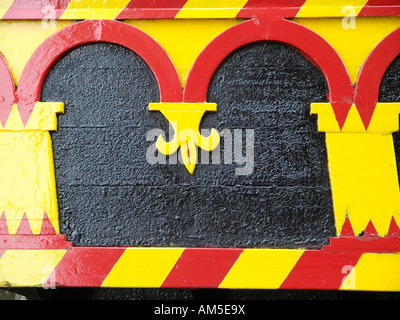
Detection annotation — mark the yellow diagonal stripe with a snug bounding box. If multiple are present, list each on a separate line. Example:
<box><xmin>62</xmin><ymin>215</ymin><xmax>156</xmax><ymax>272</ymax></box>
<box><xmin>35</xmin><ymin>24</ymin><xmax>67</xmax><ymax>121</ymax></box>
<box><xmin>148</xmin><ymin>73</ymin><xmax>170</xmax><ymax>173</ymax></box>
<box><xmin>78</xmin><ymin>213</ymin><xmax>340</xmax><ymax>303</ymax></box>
<box><xmin>297</xmin><ymin>0</ymin><xmax>368</xmax><ymax>17</ymax></box>
<box><xmin>219</xmin><ymin>249</ymin><xmax>304</xmax><ymax>289</ymax></box>
<box><xmin>0</xmin><ymin>0</ymin><xmax>13</xmax><ymax>18</ymax></box>
<box><xmin>60</xmin><ymin>0</ymin><xmax>131</xmax><ymax>20</ymax></box>
<box><xmin>175</xmin><ymin>0</ymin><xmax>248</xmax><ymax>18</ymax></box>
<box><xmin>101</xmin><ymin>248</ymin><xmax>185</xmax><ymax>287</ymax></box>
<box><xmin>0</xmin><ymin>250</ymin><xmax>66</xmax><ymax>287</ymax></box>
<box><xmin>340</xmin><ymin>253</ymin><xmax>400</xmax><ymax>291</ymax></box>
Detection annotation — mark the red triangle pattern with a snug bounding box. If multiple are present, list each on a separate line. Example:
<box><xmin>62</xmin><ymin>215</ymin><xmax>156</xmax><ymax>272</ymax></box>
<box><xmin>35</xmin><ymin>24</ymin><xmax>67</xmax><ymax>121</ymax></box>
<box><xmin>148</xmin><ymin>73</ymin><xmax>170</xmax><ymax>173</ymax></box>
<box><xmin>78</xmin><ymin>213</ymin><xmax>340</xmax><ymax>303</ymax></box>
<box><xmin>40</xmin><ymin>212</ymin><xmax>57</xmax><ymax>235</ymax></box>
<box><xmin>340</xmin><ymin>216</ymin><xmax>400</xmax><ymax>238</ymax></box>
<box><xmin>387</xmin><ymin>217</ymin><xmax>400</xmax><ymax>236</ymax></box>
<box><xmin>340</xmin><ymin>216</ymin><xmax>355</xmax><ymax>237</ymax></box>
<box><xmin>0</xmin><ymin>211</ymin><xmax>9</xmax><ymax>235</ymax></box>
<box><xmin>364</xmin><ymin>220</ymin><xmax>379</xmax><ymax>237</ymax></box>
<box><xmin>15</xmin><ymin>213</ymin><xmax>32</xmax><ymax>235</ymax></box>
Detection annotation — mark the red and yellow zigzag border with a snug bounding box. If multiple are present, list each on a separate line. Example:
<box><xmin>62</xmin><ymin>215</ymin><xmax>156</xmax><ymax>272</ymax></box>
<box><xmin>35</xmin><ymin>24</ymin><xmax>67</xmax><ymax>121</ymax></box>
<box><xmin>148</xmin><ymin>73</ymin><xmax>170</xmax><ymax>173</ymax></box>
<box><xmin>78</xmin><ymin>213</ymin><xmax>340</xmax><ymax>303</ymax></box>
<box><xmin>0</xmin><ymin>0</ymin><xmax>399</xmax><ymax>20</ymax></box>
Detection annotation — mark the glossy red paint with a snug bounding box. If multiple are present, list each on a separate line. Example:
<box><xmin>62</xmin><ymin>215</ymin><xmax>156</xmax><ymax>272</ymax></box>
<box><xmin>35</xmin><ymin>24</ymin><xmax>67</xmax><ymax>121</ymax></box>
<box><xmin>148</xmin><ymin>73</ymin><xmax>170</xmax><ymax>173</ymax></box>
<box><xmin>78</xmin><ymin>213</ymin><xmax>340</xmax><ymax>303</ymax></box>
<box><xmin>388</xmin><ymin>217</ymin><xmax>400</xmax><ymax>236</ymax></box>
<box><xmin>2</xmin><ymin>0</ymin><xmax>70</xmax><ymax>19</ymax></box>
<box><xmin>16</xmin><ymin>19</ymin><xmax>182</xmax><ymax>125</ymax></box>
<box><xmin>236</xmin><ymin>0</ymin><xmax>306</xmax><ymax>18</ymax></box>
<box><xmin>0</xmin><ymin>234</ymin><xmax>72</xmax><ymax>249</ymax></box>
<box><xmin>161</xmin><ymin>248</ymin><xmax>243</xmax><ymax>288</ymax></box>
<box><xmin>184</xmin><ymin>18</ymin><xmax>354</xmax><ymax>128</ymax></box>
<box><xmin>358</xmin><ymin>0</ymin><xmax>400</xmax><ymax>16</ymax></box>
<box><xmin>340</xmin><ymin>216</ymin><xmax>355</xmax><ymax>237</ymax></box>
<box><xmin>280</xmin><ymin>250</ymin><xmax>363</xmax><ymax>290</ymax></box>
<box><xmin>48</xmin><ymin>247</ymin><xmax>125</xmax><ymax>287</ymax></box>
<box><xmin>116</xmin><ymin>0</ymin><xmax>188</xmax><ymax>19</ymax></box>
<box><xmin>355</xmin><ymin>26</ymin><xmax>400</xmax><ymax>128</ymax></box>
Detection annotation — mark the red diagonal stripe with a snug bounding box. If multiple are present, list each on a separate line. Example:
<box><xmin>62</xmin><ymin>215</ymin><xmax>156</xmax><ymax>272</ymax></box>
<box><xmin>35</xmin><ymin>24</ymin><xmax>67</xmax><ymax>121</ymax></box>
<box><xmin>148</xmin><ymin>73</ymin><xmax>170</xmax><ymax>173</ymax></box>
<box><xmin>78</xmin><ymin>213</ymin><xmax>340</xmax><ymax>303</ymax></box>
<box><xmin>48</xmin><ymin>247</ymin><xmax>125</xmax><ymax>287</ymax></box>
<box><xmin>116</xmin><ymin>0</ymin><xmax>188</xmax><ymax>19</ymax></box>
<box><xmin>3</xmin><ymin>0</ymin><xmax>70</xmax><ymax>19</ymax></box>
<box><xmin>161</xmin><ymin>248</ymin><xmax>243</xmax><ymax>288</ymax></box>
<box><xmin>236</xmin><ymin>0</ymin><xmax>306</xmax><ymax>18</ymax></box>
<box><xmin>280</xmin><ymin>251</ymin><xmax>363</xmax><ymax>290</ymax></box>
<box><xmin>358</xmin><ymin>0</ymin><xmax>400</xmax><ymax>16</ymax></box>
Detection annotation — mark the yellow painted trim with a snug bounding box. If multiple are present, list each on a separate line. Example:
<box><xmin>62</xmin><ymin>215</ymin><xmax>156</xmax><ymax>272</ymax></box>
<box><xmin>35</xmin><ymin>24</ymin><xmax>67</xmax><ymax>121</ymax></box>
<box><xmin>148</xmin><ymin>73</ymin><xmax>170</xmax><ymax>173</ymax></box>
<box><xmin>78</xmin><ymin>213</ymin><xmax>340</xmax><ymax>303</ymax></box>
<box><xmin>0</xmin><ymin>250</ymin><xmax>66</xmax><ymax>287</ymax></box>
<box><xmin>311</xmin><ymin>103</ymin><xmax>400</xmax><ymax>133</ymax></box>
<box><xmin>296</xmin><ymin>0</ymin><xmax>368</xmax><ymax>17</ymax></box>
<box><xmin>0</xmin><ymin>102</ymin><xmax>64</xmax><ymax>132</ymax></box>
<box><xmin>101</xmin><ymin>248</ymin><xmax>185</xmax><ymax>287</ymax></box>
<box><xmin>219</xmin><ymin>249</ymin><xmax>304</xmax><ymax>289</ymax></box>
<box><xmin>340</xmin><ymin>253</ymin><xmax>400</xmax><ymax>291</ymax></box>
<box><xmin>60</xmin><ymin>0</ymin><xmax>131</xmax><ymax>20</ymax></box>
<box><xmin>175</xmin><ymin>0</ymin><xmax>248</xmax><ymax>19</ymax></box>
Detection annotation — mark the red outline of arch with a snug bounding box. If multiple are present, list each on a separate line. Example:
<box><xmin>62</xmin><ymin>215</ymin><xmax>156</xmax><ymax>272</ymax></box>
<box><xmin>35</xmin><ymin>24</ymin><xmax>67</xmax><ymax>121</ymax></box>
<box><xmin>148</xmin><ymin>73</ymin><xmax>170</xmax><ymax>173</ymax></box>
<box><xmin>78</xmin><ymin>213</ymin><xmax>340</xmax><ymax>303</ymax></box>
<box><xmin>355</xmin><ymin>26</ymin><xmax>400</xmax><ymax>129</ymax></box>
<box><xmin>184</xmin><ymin>18</ymin><xmax>354</xmax><ymax>129</ymax></box>
<box><xmin>0</xmin><ymin>53</ymin><xmax>16</xmax><ymax>127</ymax></box>
<box><xmin>15</xmin><ymin>19</ymin><xmax>183</xmax><ymax>125</ymax></box>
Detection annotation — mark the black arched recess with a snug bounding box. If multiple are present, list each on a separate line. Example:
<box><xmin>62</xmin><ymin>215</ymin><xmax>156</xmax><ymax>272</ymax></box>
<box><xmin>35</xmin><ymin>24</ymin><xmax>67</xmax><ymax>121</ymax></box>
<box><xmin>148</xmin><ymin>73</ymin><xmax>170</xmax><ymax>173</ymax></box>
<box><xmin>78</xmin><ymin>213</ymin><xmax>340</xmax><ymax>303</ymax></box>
<box><xmin>379</xmin><ymin>53</ymin><xmax>400</xmax><ymax>184</ymax></box>
<box><xmin>41</xmin><ymin>41</ymin><xmax>336</xmax><ymax>248</ymax></box>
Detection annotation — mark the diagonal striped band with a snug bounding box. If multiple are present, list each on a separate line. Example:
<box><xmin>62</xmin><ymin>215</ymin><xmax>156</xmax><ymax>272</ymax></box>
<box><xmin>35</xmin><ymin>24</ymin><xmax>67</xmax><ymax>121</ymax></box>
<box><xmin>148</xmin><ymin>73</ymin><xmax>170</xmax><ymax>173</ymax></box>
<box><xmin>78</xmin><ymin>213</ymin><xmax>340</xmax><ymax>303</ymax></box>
<box><xmin>0</xmin><ymin>0</ymin><xmax>399</xmax><ymax>20</ymax></box>
<box><xmin>0</xmin><ymin>246</ymin><xmax>399</xmax><ymax>291</ymax></box>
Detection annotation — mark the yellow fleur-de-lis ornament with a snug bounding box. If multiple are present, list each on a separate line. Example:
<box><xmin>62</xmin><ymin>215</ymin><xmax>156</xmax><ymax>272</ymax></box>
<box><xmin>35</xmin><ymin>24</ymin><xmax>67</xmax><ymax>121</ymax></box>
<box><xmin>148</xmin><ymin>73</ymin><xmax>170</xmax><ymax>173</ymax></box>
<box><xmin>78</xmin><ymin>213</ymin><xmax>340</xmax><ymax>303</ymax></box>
<box><xmin>149</xmin><ymin>102</ymin><xmax>220</xmax><ymax>174</ymax></box>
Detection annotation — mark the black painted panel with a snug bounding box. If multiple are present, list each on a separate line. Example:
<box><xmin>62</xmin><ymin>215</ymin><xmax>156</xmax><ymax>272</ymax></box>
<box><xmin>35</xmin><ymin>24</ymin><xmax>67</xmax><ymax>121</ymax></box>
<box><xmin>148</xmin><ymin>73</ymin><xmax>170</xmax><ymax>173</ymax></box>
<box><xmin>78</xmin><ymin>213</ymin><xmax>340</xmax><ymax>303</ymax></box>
<box><xmin>379</xmin><ymin>53</ymin><xmax>400</xmax><ymax>184</ymax></box>
<box><xmin>41</xmin><ymin>41</ymin><xmax>335</xmax><ymax>248</ymax></box>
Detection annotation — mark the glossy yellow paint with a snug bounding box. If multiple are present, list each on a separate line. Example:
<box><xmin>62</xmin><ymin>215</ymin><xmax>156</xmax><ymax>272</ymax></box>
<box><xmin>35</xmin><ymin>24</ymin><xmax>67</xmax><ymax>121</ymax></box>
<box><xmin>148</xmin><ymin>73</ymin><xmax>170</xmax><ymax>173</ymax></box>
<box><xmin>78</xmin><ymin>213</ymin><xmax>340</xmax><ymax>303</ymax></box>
<box><xmin>296</xmin><ymin>0</ymin><xmax>368</xmax><ymax>17</ymax></box>
<box><xmin>312</xmin><ymin>103</ymin><xmax>400</xmax><ymax>236</ymax></box>
<box><xmin>0</xmin><ymin>250</ymin><xmax>66</xmax><ymax>287</ymax></box>
<box><xmin>60</xmin><ymin>0</ymin><xmax>131</xmax><ymax>20</ymax></box>
<box><xmin>0</xmin><ymin>103</ymin><xmax>63</xmax><ymax>234</ymax></box>
<box><xmin>149</xmin><ymin>103</ymin><xmax>220</xmax><ymax>174</ymax></box>
<box><xmin>294</xmin><ymin>17</ymin><xmax>400</xmax><ymax>84</ymax></box>
<box><xmin>340</xmin><ymin>253</ymin><xmax>400</xmax><ymax>291</ymax></box>
<box><xmin>175</xmin><ymin>0</ymin><xmax>248</xmax><ymax>18</ymax></box>
<box><xmin>101</xmin><ymin>248</ymin><xmax>184</xmax><ymax>287</ymax></box>
<box><xmin>219</xmin><ymin>249</ymin><xmax>304</xmax><ymax>289</ymax></box>
<box><xmin>125</xmin><ymin>19</ymin><xmax>242</xmax><ymax>87</ymax></box>
<box><xmin>0</xmin><ymin>20</ymin><xmax>75</xmax><ymax>84</ymax></box>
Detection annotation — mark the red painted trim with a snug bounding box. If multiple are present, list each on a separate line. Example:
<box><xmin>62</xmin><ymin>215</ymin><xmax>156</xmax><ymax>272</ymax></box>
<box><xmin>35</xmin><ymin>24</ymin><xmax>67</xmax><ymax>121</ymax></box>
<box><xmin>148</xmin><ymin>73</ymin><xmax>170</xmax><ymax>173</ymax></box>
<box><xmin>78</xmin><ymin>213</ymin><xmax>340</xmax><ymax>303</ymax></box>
<box><xmin>184</xmin><ymin>18</ymin><xmax>353</xmax><ymax>128</ymax></box>
<box><xmin>116</xmin><ymin>0</ymin><xmax>188</xmax><ymax>19</ymax></box>
<box><xmin>0</xmin><ymin>235</ymin><xmax>72</xmax><ymax>249</ymax></box>
<box><xmin>16</xmin><ymin>19</ymin><xmax>182</xmax><ymax>125</ymax></box>
<box><xmin>0</xmin><ymin>53</ymin><xmax>16</xmax><ymax>127</ymax></box>
<box><xmin>358</xmin><ymin>0</ymin><xmax>400</xmax><ymax>16</ymax></box>
<box><xmin>280</xmin><ymin>251</ymin><xmax>363</xmax><ymax>290</ymax></box>
<box><xmin>48</xmin><ymin>247</ymin><xmax>125</xmax><ymax>287</ymax></box>
<box><xmin>236</xmin><ymin>0</ymin><xmax>306</xmax><ymax>18</ymax></box>
<box><xmin>355</xmin><ymin>26</ymin><xmax>400</xmax><ymax>128</ymax></box>
<box><xmin>161</xmin><ymin>248</ymin><xmax>243</xmax><ymax>288</ymax></box>
<box><xmin>2</xmin><ymin>0</ymin><xmax>70</xmax><ymax>19</ymax></box>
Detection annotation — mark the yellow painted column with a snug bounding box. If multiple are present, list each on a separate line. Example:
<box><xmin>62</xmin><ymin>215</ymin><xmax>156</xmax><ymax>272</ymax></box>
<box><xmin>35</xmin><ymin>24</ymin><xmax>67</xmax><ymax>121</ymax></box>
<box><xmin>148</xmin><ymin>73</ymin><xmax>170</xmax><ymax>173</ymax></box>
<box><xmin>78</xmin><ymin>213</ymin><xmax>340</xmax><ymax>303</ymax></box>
<box><xmin>0</xmin><ymin>103</ymin><xmax>64</xmax><ymax>234</ymax></box>
<box><xmin>311</xmin><ymin>103</ymin><xmax>400</xmax><ymax>236</ymax></box>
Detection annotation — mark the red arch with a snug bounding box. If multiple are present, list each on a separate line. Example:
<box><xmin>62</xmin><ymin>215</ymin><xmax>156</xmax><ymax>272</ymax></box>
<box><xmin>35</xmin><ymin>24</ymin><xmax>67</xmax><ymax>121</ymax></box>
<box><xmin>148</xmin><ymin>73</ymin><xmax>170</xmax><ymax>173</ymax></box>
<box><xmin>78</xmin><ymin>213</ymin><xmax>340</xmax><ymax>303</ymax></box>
<box><xmin>184</xmin><ymin>18</ymin><xmax>353</xmax><ymax>128</ymax></box>
<box><xmin>355</xmin><ymin>26</ymin><xmax>400</xmax><ymax>129</ymax></box>
<box><xmin>0</xmin><ymin>53</ymin><xmax>16</xmax><ymax>127</ymax></box>
<box><xmin>16</xmin><ymin>19</ymin><xmax>183</xmax><ymax>125</ymax></box>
